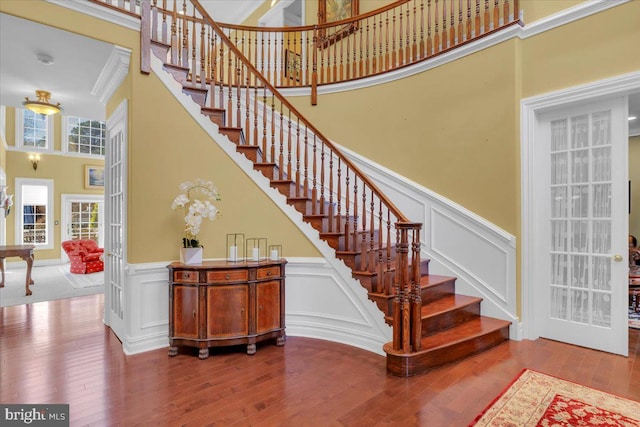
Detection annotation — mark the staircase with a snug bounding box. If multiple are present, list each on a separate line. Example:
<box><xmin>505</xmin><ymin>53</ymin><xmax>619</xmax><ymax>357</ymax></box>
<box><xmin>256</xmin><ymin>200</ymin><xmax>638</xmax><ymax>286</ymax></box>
<box><xmin>139</xmin><ymin>0</ymin><xmax>510</xmax><ymax>376</ymax></box>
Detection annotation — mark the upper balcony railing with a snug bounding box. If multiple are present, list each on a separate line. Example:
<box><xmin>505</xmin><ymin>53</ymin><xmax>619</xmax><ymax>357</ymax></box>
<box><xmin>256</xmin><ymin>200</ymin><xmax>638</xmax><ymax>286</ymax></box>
<box><xmin>93</xmin><ymin>0</ymin><xmax>521</xmax><ymax>104</ymax></box>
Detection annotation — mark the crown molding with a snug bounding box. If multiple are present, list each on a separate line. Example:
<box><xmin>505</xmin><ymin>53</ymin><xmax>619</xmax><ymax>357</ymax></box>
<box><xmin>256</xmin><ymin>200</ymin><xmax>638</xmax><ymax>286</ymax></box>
<box><xmin>46</xmin><ymin>0</ymin><xmax>140</xmax><ymax>30</ymax></box>
<box><xmin>91</xmin><ymin>46</ymin><xmax>131</xmax><ymax>104</ymax></box>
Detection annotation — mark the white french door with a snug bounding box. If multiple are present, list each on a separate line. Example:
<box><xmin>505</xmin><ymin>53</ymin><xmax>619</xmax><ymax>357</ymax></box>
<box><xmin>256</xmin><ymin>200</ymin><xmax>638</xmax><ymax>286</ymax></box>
<box><xmin>61</xmin><ymin>195</ymin><xmax>104</xmax><ymax>262</ymax></box>
<box><xmin>104</xmin><ymin>100</ymin><xmax>127</xmax><ymax>341</ymax></box>
<box><xmin>534</xmin><ymin>96</ymin><xmax>628</xmax><ymax>355</ymax></box>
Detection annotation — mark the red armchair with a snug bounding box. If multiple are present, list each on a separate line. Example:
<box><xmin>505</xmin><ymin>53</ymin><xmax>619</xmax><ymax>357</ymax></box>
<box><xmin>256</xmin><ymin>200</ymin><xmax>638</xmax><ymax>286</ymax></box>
<box><xmin>62</xmin><ymin>239</ymin><xmax>104</xmax><ymax>274</ymax></box>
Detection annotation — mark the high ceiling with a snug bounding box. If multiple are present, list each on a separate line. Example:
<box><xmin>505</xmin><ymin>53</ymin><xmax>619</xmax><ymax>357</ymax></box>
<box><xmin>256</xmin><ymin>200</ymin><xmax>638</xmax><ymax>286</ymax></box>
<box><xmin>0</xmin><ymin>5</ymin><xmax>638</xmax><ymax>134</ymax></box>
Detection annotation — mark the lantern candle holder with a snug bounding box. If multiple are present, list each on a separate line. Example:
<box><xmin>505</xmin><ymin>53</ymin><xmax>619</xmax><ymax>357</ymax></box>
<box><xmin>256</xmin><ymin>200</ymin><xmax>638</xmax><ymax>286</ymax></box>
<box><xmin>246</xmin><ymin>238</ymin><xmax>267</xmax><ymax>262</ymax></box>
<box><xmin>268</xmin><ymin>244</ymin><xmax>282</xmax><ymax>261</ymax></box>
<box><xmin>226</xmin><ymin>233</ymin><xmax>245</xmax><ymax>262</ymax></box>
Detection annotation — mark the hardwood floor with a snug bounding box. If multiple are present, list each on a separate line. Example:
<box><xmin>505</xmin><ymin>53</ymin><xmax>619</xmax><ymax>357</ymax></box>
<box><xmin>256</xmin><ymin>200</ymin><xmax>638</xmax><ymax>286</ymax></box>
<box><xmin>1</xmin><ymin>294</ymin><xmax>639</xmax><ymax>426</ymax></box>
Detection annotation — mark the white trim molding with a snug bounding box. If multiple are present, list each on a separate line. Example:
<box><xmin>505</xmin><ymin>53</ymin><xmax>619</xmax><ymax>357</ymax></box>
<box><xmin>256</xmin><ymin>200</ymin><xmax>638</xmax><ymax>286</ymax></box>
<box><xmin>91</xmin><ymin>46</ymin><xmax>131</xmax><ymax>104</ymax></box>
<box><xmin>122</xmin><ymin>258</ymin><xmax>391</xmax><ymax>356</ymax></box>
<box><xmin>46</xmin><ymin>0</ymin><xmax>140</xmax><ymax>30</ymax></box>
<box><xmin>520</xmin><ymin>70</ymin><xmax>640</xmax><ymax>340</ymax></box>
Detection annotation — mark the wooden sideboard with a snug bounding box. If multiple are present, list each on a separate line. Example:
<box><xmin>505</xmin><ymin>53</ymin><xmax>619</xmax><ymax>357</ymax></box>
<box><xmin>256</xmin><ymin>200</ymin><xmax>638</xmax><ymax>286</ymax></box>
<box><xmin>167</xmin><ymin>260</ymin><xmax>286</xmax><ymax>359</ymax></box>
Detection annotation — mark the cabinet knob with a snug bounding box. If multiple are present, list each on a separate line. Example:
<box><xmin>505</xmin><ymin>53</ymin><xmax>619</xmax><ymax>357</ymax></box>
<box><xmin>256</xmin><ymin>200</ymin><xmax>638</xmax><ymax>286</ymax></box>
<box><xmin>192</xmin><ymin>310</ymin><xmax>196</xmax><ymax>318</ymax></box>
<box><xmin>225</xmin><ymin>274</ymin><xmax>230</xmax><ymax>280</ymax></box>
<box><xmin>267</xmin><ymin>271</ymin><xmax>272</xmax><ymax>276</ymax></box>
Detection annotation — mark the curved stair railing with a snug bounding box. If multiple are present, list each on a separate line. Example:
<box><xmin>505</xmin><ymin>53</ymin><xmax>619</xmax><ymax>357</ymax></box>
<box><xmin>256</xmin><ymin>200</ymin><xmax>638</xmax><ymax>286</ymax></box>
<box><xmin>142</xmin><ymin>0</ymin><xmax>424</xmax><ymax>357</ymax></box>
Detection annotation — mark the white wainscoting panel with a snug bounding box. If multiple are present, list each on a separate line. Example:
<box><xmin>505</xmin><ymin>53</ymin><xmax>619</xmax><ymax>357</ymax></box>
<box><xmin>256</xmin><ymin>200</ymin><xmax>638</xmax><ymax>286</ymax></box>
<box><xmin>122</xmin><ymin>262</ymin><xmax>170</xmax><ymax>355</ymax></box>
<box><xmin>341</xmin><ymin>145</ymin><xmax>521</xmax><ymax>339</ymax></box>
<box><xmin>121</xmin><ymin>258</ymin><xmax>391</xmax><ymax>356</ymax></box>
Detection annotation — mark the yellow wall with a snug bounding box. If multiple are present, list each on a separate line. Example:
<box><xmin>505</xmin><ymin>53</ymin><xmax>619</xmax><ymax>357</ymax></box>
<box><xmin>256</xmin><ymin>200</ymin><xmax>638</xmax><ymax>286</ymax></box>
<box><xmin>0</xmin><ymin>0</ymin><xmax>320</xmax><ymax>264</ymax></box>
<box><xmin>631</xmin><ymin>135</ymin><xmax>640</xmax><ymax>240</ymax></box>
<box><xmin>520</xmin><ymin>0</ymin><xmax>584</xmax><ymax>24</ymax></box>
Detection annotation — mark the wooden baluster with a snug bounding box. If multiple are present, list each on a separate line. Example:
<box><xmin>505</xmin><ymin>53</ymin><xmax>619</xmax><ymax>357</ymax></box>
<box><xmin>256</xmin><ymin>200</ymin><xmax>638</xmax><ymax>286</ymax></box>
<box><xmin>385</xmin><ymin>12</ymin><xmax>390</xmax><ymax>69</ymax></box>
<box><xmin>336</xmin><ymin>158</ymin><xmax>342</xmax><ymax>235</ymax></box>
<box><xmin>312</xmin><ymin>134</ymin><xmax>318</xmax><ymax>215</ymax></box>
<box><xmin>401</xmin><ymin>226</ymin><xmax>411</xmax><ymax>352</ymax></box>
<box><xmin>226</xmin><ymin>54</ymin><xmax>233</xmax><ymax>127</ymax></box>
<box><xmin>385</xmin><ymin>211</ymin><xmax>392</xmax><ymax>295</ymax></box>
<box><xmin>287</xmin><ymin>111</ymin><xmax>300</xmax><ymax>197</ymax></box>
<box><xmin>252</xmin><ymin>84</ymin><xmax>258</xmax><ymax>147</ymax></box>
<box><xmin>339</xmin><ymin>30</ymin><xmax>345</xmax><ymax>81</ymax></box>
<box><xmin>345</xmin><ymin>28</ymin><xmax>351</xmax><ymax>80</ymax></box>
<box><xmin>208</xmin><ymin>31</ymin><xmax>215</xmax><ymax>107</ymax></box>
<box><xmin>218</xmin><ymin>35</ymin><xmax>224</xmax><ymax>109</ymax></box>
<box><xmin>161</xmin><ymin>0</ymin><xmax>168</xmax><ymax>44</ymax></box>
<box><xmin>379</xmin><ymin>13</ymin><xmax>384</xmax><ymax>70</ymax></box>
<box><xmin>434</xmin><ymin>0</ymin><xmax>440</xmax><ymax>54</ymax></box>
<box><xmin>405</xmin><ymin>4</ymin><xmax>411</xmax><ymax>62</ymax></box>
<box><xmin>419</xmin><ymin>0</ymin><xmax>425</xmax><ymax>58</ymax></box>
<box><xmin>368</xmin><ymin>191</ymin><xmax>375</xmax><ymax>274</ymax></box>
<box><xmin>170</xmin><ymin>0</ymin><xmax>177</xmax><ymax>65</ymax></box>
<box><xmin>261</xmin><ymin>89</ymin><xmax>267</xmax><ymax>157</ymax></box>
<box><xmin>320</xmin><ymin>33</ymin><xmax>325</xmax><ymax>84</ymax></box>
<box><xmin>311</xmin><ymin>27</ymin><xmax>318</xmax><ymax>105</ymax></box>
<box><xmin>344</xmin><ymin>167</ymin><xmax>350</xmax><ymax>251</ymax></box>
<box><xmin>377</xmin><ymin>200</ymin><xmax>384</xmax><ymax>293</ymax></box>
<box><xmin>412</xmin><ymin>0</ymin><xmax>418</xmax><ymax>61</ymax></box>
<box><xmin>190</xmin><ymin>9</ymin><xmax>196</xmax><ymax>84</ymax></box>
<box><xmin>151</xmin><ymin>0</ymin><xmax>158</xmax><ymax>41</ymax></box>
<box><xmin>391</xmin><ymin>13</ymin><xmax>397</xmax><ymax>67</ymax></box>
<box><xmin>278</xmin><ymin>108</ymin><xmax>285</xmax><ymax>181</ymax></box>
<box><xmin>328</xmin><ymin>152</ymin><xmax>334</xmax><ymax>233</ymax></box>
<box><xmin>504</xmin><ymin>0</ymin><xmax>510</xmax><ymax>22</ymax></box>
<box><xmin>442</xmin><ymin>0</ymin><xmax>447</xmax><ymax>50</ymax></box>
<box><xmin>200</xmin><ymin>20</ymin><xmax>206</xmax><ymax>89</ymax></box>
<box><xmin>514</xmin><ymin>0</ymin><xmax>519</xmax><ymax>22</ymax></box>
<box><xmin>372</xmin><ymin>18</ymin><xmax>377</xmax><ymax>74</ymax></box>
<box><xmin>266</xmin><ymin>32</ymin><xmax>272</xmax><ymax>86</ymax></box>
<box><xmin>181</xmin><ymin>0</ymin><xmax>188</xmax><ymax>69</ymax></box>
<box><xmin>494</xmin><ymin>0</ymin><xmax>500</xmax><ymax>28</ymax></box>
<box><xmin>352</xmin><ymin>176</ymin><xmax>359</xmax><ymax>252</ymax></box>
<box><xmin>360</xmin><ymin>186</ymin><xmax>367</xmax><ymax>271</ymax></box>
<box><xmin>398</xmin><ymin>6</ymin><xmax>403</xmax><ymax>64</ymax></box>
<box><xmin>332</xmin><ymin>32</ymin><xmax>338</xmax><ymax>82</ymax></box>
<box><xmin>365</xmin><ymin>19</ymin><xmax>370</xmax><ymax>76</ymax></box>
<box><xmin>271</xmin><ymin>99</ymin><xmax>276</xmax><ymax>173</ymax></box>
<box><xmin>484</xmin><ymin>0</ymin><xmax>490</xmax><ymax>33</ymax></box>
<box><xmin>282</xmin><ymin>33</ymin><xmax>287</xmax><ymax>87</ymax></box>
<box><xmin>235</xmin><ymin>61</ymin><xmax>241</xmax><ymax>128</ymax></box>
<box><xmin>466</xmin><ymin>0</ymin><xmax>472</xmax><ymax>40</ymax></box>
<box><xmin>427</xmin><ymin>0</ymin><xmax>432</xmax><ymax>56</ymax></box>
<box><xmin>244</xmin><ymin>73</ymin><xmax>250</xmax><ymax>145</ymax></box>
<box><xmin>319</xmin><ymin>141</ymin><xmax>325</xmax><ymax>215</ymax></box>
<box><xmin>358</xmin><ymin>24</ymin><xmax>364</xmax><ymax>78</ymax></box>
<box><xmin>302</xmin><ymin>125</ymin><xmax>309</xmax><ymax>200</ymax></box>
<box><xmin>457</xmin><ymin>0</ymin><xmax>463</xmax><ymax>43</ymax></box>
<box><xmin>475</xmin><ymin>0</ymin><xmax>481</xmax><ymax>36</ymax></box>
<box><xmin>450</xmin><ymin>0</ymin><xmax>456</xmax><ymax>48</ymax></box>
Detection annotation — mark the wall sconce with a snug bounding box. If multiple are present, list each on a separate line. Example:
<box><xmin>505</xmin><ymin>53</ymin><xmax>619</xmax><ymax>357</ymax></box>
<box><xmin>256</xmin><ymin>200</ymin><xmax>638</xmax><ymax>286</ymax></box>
<box><xmin>29</xmin><ymin>153</ymin><xmax>40</xmax><ymax>171</ymax></box>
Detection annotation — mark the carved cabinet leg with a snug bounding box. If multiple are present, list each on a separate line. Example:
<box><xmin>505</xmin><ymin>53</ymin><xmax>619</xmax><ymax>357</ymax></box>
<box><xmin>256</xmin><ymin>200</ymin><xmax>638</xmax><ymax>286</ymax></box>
<box><xmin>198</xmin><ymin>348</ymin><xmax>209</xmax><ymax>359</ymax></box>
<box><xmin>168</xmin><ymin>346</ymin><xmax>178</xmax><ymax>357</ymax></box>
<box><xmin>276</xmin><ymin>336</ymin><xmax>286</xmax><ymax>346</ymax></box>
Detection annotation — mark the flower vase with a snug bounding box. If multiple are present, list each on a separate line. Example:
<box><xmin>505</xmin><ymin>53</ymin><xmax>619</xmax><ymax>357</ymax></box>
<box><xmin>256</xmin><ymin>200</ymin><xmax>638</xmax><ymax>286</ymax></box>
<box><xmin>180</xmin><ymin>247</ymin><xmax>203</xmax><ymax>265</ymax></box>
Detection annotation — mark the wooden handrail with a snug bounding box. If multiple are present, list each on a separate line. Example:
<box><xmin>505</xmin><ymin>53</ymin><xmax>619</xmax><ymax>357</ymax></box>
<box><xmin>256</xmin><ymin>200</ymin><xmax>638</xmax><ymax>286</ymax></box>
<box><xmin>188</xmin><ymin>0</ymin><xmax>409</xmax><ymax>224</ymax></box>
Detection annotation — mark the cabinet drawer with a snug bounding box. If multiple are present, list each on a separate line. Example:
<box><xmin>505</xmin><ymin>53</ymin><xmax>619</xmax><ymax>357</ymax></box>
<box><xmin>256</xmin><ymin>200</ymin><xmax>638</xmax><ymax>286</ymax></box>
<box><xmin>257</xmin><ymin>266</ymin><xmax>280</xmax><ymax>279</ymax></box>
<box><xmin>173</xmin><ymin>270</ymin><xmax>199</xmax><ymax>283</ymax></box>
<box><xmin>207</xmin><ymin>269</ymin><xmax>249</xmax><ymax>282</ymax></box>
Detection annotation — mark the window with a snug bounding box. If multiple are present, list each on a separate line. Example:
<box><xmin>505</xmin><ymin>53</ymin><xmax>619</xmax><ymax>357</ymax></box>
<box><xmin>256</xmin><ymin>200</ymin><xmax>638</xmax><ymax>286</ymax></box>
<box><xmin>15</xmin><ymin>109</ymin><xmax>54</xmax><ymax>150</ymax></box>
<box><xmin>15</xmin><ymin>179</ymin><xmax>54</xmax><ymax>249</ymax></box>
<box><xmin>65</xmin><ymin>117</ymin><xmax>106</xmax><ymax>156</ymax></box>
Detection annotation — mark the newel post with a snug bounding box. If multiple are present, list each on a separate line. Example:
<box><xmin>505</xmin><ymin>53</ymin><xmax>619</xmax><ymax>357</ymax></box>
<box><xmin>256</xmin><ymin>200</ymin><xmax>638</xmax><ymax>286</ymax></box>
<box><xmin>410</xmin><ymin>223</ymin><xmax>422</xmax><ymax>352</ymax></box>
<box><xmin>311</xmin><ymin>26</ymin><xmax>319</xmax><ymax>106</ymax></box>
<box><xmin>140</xmin><ymin>0</ymin><xmax>151</xmax><ymax>75</ymax></box>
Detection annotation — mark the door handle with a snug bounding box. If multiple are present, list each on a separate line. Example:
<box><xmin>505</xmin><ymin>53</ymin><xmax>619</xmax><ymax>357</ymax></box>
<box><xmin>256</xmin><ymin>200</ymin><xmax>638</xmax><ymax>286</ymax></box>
<box><xmin>613</xmin><ymin>254</ymin><xmax>623</xmax><ymax>262</ymax></box>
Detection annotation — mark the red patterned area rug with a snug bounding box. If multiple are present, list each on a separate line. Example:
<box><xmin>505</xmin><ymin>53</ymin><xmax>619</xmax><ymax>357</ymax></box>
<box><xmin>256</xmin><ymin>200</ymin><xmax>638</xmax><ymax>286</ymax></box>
<box><xmin>470</xmin><ymin>369</ymin><xmax>640</xmax><ymax>426</ymax></box>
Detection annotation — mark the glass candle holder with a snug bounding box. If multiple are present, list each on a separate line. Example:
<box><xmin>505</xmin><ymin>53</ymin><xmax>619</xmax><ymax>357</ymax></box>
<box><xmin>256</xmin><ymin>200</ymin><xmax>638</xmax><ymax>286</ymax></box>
<box><xmin>246</xmin><ymin>238</ymin><xmax>267</xmax><ymax>262</ymax></box>
<box><xmin>268</xmin><ymin>244</ymin><xmax>282</xmax><ymax>261</ymax></box>
<box><xmin>226</xmin><ymin>233</ymin><xmax>245</xmax><ymax>262</ymax></box>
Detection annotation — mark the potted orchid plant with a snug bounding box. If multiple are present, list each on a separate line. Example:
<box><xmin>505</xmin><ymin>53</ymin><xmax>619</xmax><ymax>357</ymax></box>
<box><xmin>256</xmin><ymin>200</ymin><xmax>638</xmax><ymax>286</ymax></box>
<box><xmin>172</xmin><ymin>179</ymin><xmax>221</xmax><ymax>264</ymax></box>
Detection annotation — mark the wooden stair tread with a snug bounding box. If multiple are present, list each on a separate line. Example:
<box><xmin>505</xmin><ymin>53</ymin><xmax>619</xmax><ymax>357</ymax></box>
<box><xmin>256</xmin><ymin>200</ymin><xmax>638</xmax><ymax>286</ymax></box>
<box><xmin>420</xmin><ymin>274</ymin><xmax>456</xmax><ymax>288</ymax></box>
<box><xmin>418</xmin><ymin>317</ymin><xmax>510</xmax><ymax>352</ymax></box>
<box><xmin>421</xmin><ymin>294</ymin><xmax>481</xmax><ymax>316</ymax></box>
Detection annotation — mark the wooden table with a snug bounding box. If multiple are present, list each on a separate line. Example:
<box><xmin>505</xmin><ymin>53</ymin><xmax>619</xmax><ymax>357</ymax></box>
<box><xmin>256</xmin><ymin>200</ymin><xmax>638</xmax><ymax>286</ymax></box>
<box><xmin>0</xmin><ymin>245</ymin><xmax>35</xmax><ymax>296</ymax></box>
